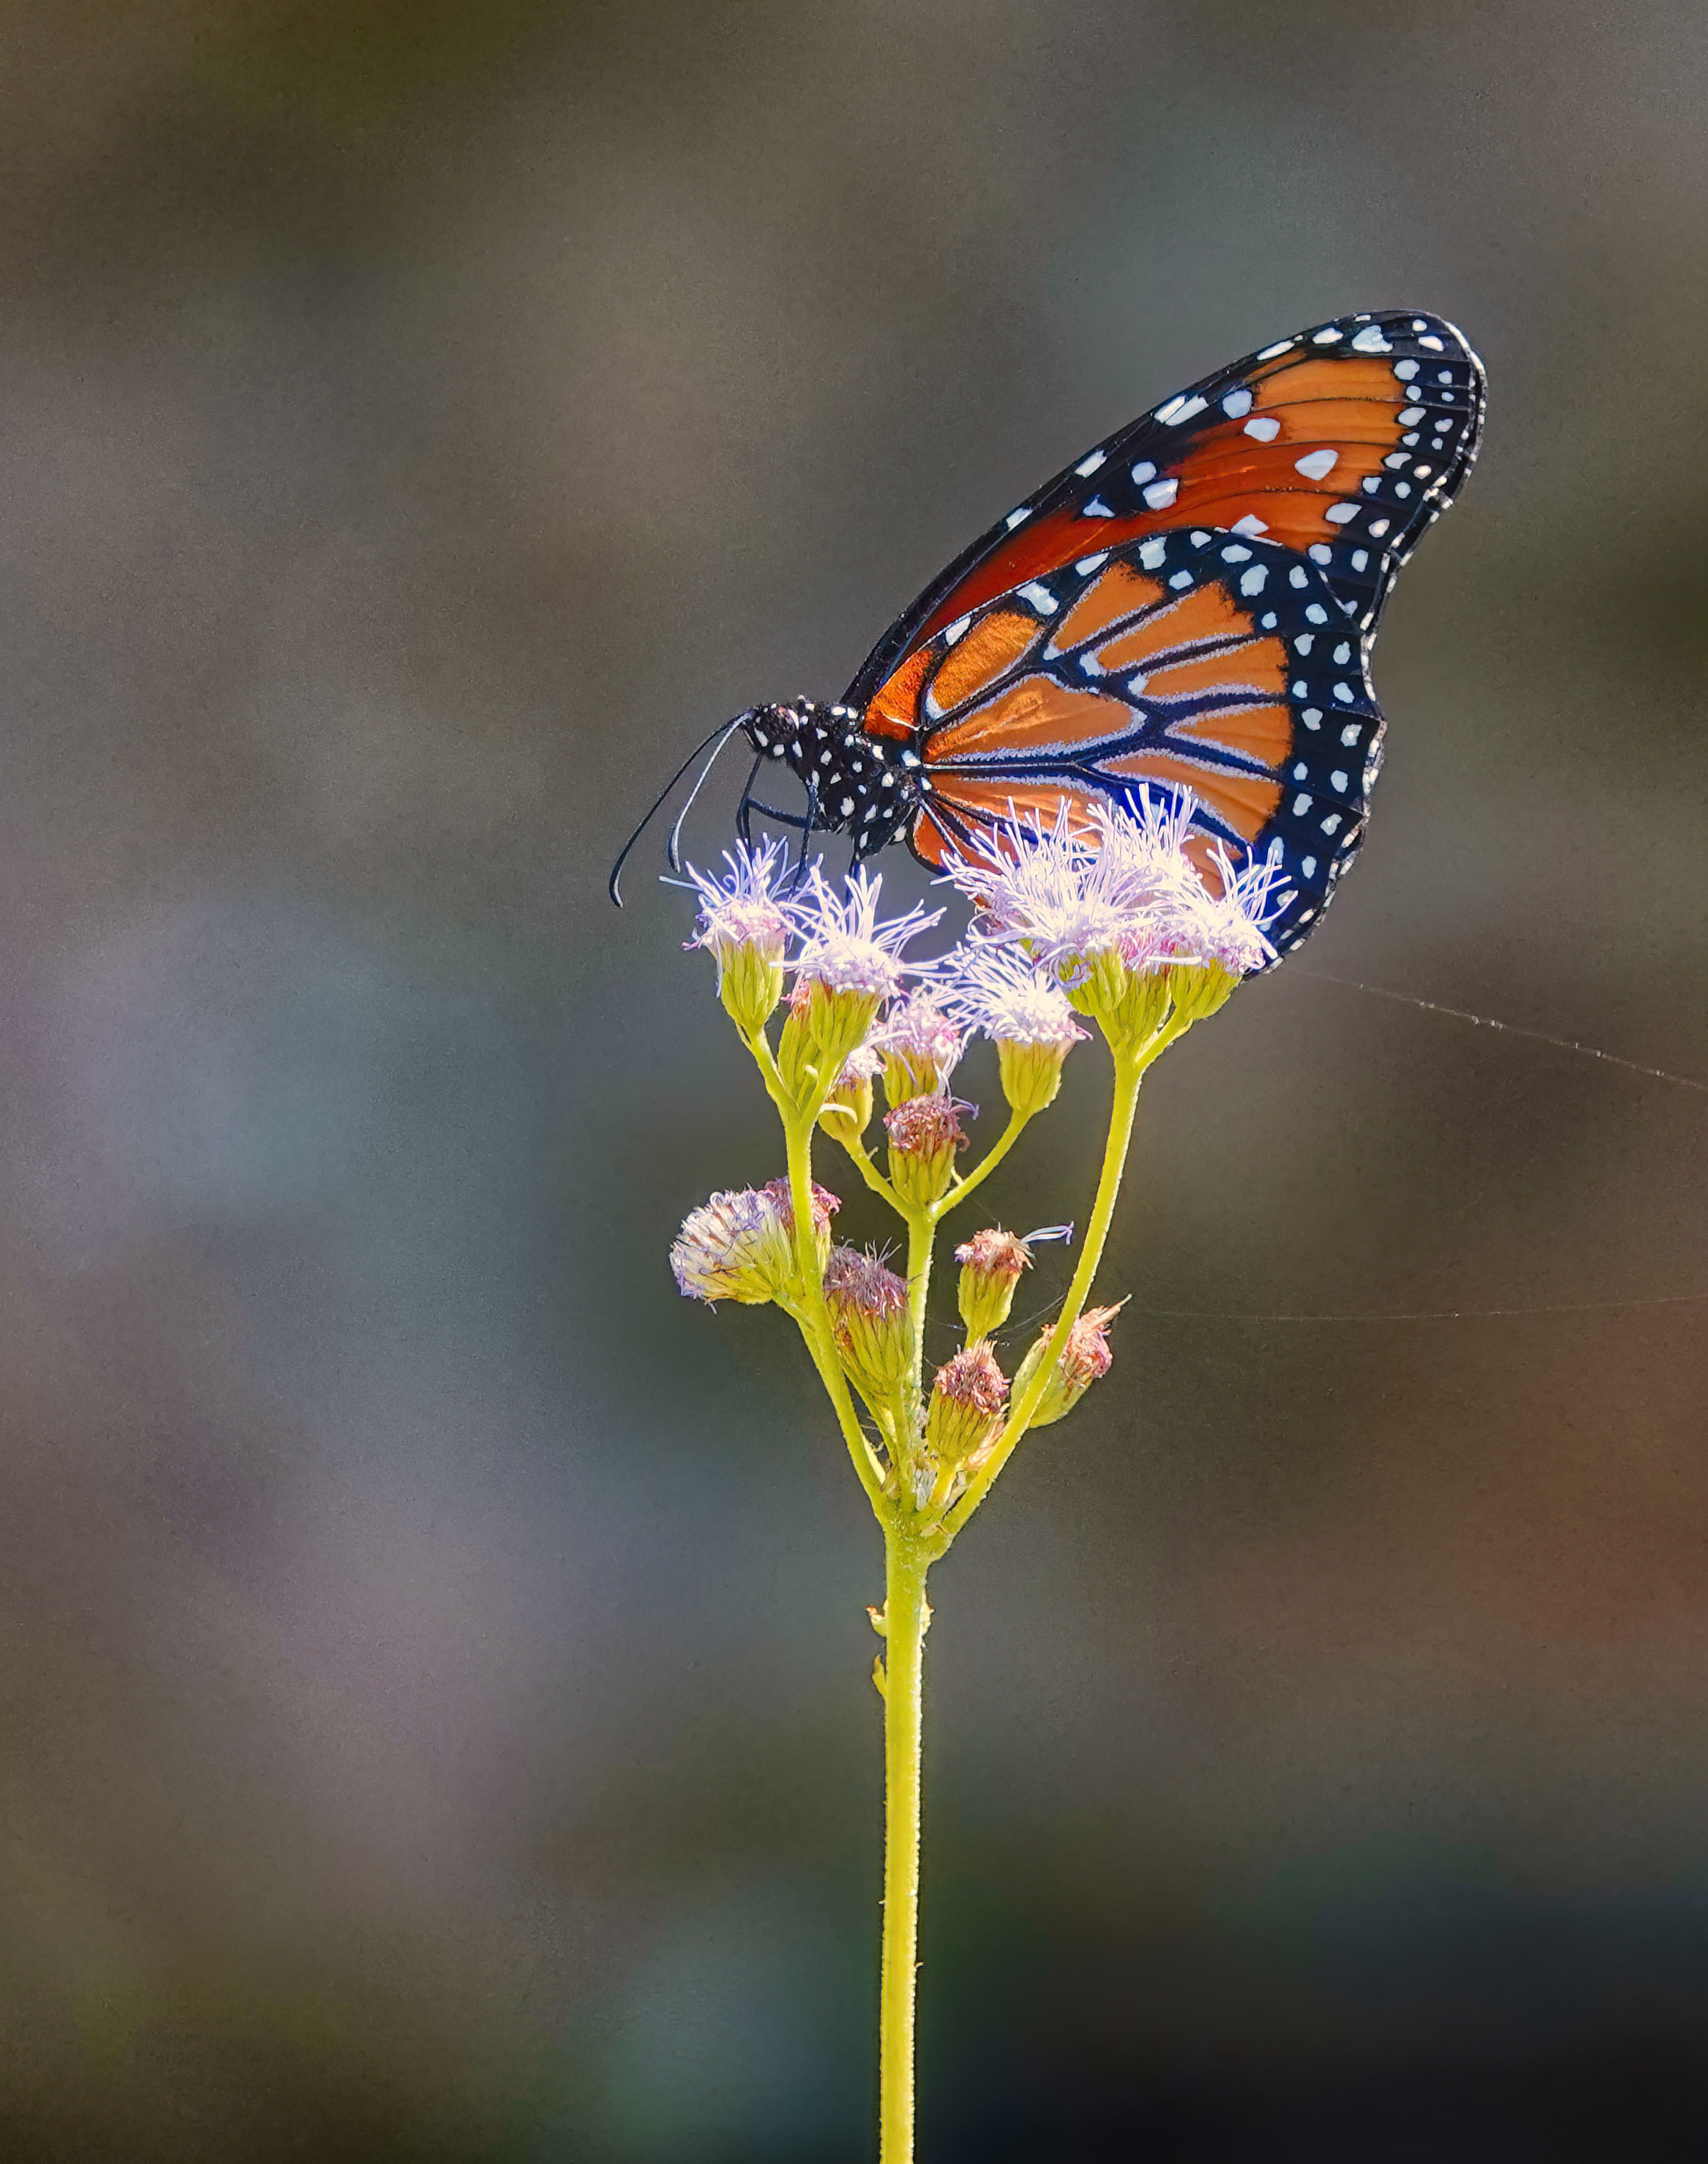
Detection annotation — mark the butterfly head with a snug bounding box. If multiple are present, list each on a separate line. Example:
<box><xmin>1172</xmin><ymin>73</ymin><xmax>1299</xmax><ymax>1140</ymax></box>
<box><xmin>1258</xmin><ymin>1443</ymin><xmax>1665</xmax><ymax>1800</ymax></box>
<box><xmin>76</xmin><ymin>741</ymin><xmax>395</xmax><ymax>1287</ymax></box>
<box><xmin>739</xmin><ymin>700</ymin><xmax>920</xmax><ymax>860</ymax></box>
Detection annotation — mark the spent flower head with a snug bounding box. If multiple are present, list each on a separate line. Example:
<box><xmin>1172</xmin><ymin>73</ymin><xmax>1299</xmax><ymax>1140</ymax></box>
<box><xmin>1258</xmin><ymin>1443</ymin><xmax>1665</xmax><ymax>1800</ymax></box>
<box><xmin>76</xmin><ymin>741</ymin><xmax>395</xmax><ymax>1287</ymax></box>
<box><xmin>1015</xmin><ymin>1301</ymin><xmax>1125</xmax><ymax>1427</ymax></box>
<box><xmin>925</xmin><ymin>1343</ymin><xmax>1009</xmax><ymax>1482</ymax></box>
<box><xmin>671</xmin><ymin>1177</ymin><xmax>840</xmax><ymax>1308</ymax></box>
<box><xmin>884</xmin><ymin>1090</ymin><xmax>972</xmax><ymax>1209</ymax></box>
<box><xmin>954</xmin><ymin>1226</ymin><xmax>1032</xmax><ymax>1340</ymax></box>
<box><xmin>823</xmin><ymin>1243</ymin><xmax>913</xmax><ymax>1405</ymax></box>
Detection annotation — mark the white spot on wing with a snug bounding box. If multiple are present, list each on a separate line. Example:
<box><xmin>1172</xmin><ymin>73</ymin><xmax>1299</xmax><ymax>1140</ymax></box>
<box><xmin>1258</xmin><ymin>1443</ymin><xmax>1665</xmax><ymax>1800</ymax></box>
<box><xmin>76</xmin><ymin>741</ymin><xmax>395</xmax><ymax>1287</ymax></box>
<box><xmin>1073</xmin><ymin>449</ymin><xmax>1107</xmax><ymax>477</ymax></box>
<box><xmin>1257</xmin><ymin>339</ymin><xmax>1295</xmax><ymax>359</ymax></box>
<box><xmin>1312</xmin><ymin>325</ymin><xmax>1345</xmax><ymax>343</ymax></box>
<box><xmin>1005</xmin><ymin>507</ymin><xmax>1030</xmax><ymax>529</ymax></box>
<box><xmin>1392</xmin><ymin>359</ymin><xmax>1419</xmax><ymax>381</ymax></box>
<box><xmin>1018</xmin><ymin>582</ymin><xmax>1058</xmax><ymax>614</ymax></box>
<box><xmin>1074</xmin><ymin>553</ymin><xmax>1108</xmax><ymax>574</ymax></box>
<box><xmin>1222</xmin><ymin>388</ymin><xmax>1253</xmax><ymax>417</ymax></box>
<box><xmin>944</xmin><ymin>615</ymin><xmax>971</xmax><ymax>643</ymax></box>
<box><xmin>1350</xmin><ymin>324</ymin><xmax>1391</xmax><ymax>353</ymax></box>
<box><xmin>1130</xmin><ymin>460</ymin><xmax>1156</xmax><ymax>483</ymax></box>
<box><xmin>1239</xmin><ymin>565</ymin><xmax>1268</xmax><ymax>596</ymax></box>
<box><xmin>1294</xmin><ymin>448</ymin><xmax>1339</xmax><ymax>481</ymax></box>
<box><xmin>1230</xmin><ymin>512</ymin><xmax>1268</xmax><ymax>535</ymax></box>
<box><xmin>1138</xmin><ymin>538</ymin><xmax>1167</xmax><ymax>569</ymax></box>
<box><xmin>1141</xmin><ymin>478</ymin><xmax>1178</xmax><ymax>509</ymax></box>
<box><xmin>1156</xmin><ymin>393</ymin><xmax>1208</xmax><ymax>425</ymax></box>
<box><xmin>1324</xmin><ymin>504</ymin><xmax>1359</xmax><ymax>524</ymax></box>
<box><xmin>1082</xmin><ymin>497</ymin><xmax>1114</xmax><ymax>518</ymax></box>
<box><xmin>1243</xmin><ymin>416</ymin><xmax>1281</xmax><ymax>442</ymax></box>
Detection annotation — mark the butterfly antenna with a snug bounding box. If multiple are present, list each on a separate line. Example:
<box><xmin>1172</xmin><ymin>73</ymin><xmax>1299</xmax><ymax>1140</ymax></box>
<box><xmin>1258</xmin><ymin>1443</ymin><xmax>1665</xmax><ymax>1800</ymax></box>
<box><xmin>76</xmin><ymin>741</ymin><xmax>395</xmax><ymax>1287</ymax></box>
<box><xmin>665</xmin><ymin>719</ymin><xmax>746</xmax><ymax>875</ymax></box>
<box><xmin>609</xmin><ymin>714</ymin><xmax>748</xmax><ymax>906</ymax></box>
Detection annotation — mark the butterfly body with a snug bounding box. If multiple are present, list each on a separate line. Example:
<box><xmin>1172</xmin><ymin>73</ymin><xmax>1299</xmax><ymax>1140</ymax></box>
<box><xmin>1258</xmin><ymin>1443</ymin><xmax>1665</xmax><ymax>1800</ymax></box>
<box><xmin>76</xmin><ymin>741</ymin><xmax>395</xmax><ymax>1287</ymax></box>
<box><xmin>620</xmin><ymin>309</ymin><xmax>1485</xmax><ymax>954</ymax></box>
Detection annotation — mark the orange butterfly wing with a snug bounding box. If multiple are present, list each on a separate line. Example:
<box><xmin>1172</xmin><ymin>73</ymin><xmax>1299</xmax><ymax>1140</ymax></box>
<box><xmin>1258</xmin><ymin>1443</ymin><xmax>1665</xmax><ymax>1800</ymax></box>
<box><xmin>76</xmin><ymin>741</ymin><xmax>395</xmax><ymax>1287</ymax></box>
<box><xmin>889</xmin><ymin>529</ymin><xmax>1383</xmax><ymax>959</ymax></box>
<box><xmin>844</xmin><ymin>309</ymin><xmax>1484</xmax><ymax>717</ymax></box>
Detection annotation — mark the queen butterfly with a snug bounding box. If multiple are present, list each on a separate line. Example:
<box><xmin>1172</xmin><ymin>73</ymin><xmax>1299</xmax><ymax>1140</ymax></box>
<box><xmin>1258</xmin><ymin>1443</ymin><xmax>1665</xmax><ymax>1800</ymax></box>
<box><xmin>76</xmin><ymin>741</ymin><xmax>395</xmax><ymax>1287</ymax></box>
<box><xmin>612</xmin><ymin>309</ymin><xmax>1485</xmax><ymax>956</ymax></box>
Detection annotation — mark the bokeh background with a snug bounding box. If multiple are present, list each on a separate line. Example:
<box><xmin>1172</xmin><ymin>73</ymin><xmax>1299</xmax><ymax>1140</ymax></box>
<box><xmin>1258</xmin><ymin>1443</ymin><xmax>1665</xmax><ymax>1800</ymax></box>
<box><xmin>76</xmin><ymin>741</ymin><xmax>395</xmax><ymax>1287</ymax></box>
<box><xmin>3</xmin><ymin>2</ymin><xmax>1707</xmax><ymax>2157</ymax></box>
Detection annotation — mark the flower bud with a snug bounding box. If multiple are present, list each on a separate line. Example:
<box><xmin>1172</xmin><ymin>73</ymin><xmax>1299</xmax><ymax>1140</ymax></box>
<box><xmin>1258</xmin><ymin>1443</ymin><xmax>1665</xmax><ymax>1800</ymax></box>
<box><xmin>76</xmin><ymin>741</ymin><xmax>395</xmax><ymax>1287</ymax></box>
<box><xmin>871</xmin><ymin>992</ymin><xmax>964</xmax><ymax>1105</ymax></box>
<box><xmin>818</xmin><ymin>1045</ymin><xmax>880</xmax><ymax>1146</ymax></box>
<box><xmin>823</xmin><ymin>1244</ymin><xmax>912</xmax><ymax>1405</ymax></box>
<box><xmin>884</xmin><ymin>1092</ymin><xmax>970</xmax><ymax>1210</ymax></box>
<box><xmin>669</xmin><ymin>1178</ymin><xmax>839</xmax><ymax>1308</ymax></box>
<box><xmin>925</xmin><ymin>1343</ymin><xmax>1009</xmax><ymax>1469</ymax></box>
<box><xmin>1013</xmin><ymin>1302</ymin><xmax>1123</xmax><ymax>1427</ymax></box>
<box><xmin>953</xmin><ymin>1227</ymin><xmax>1032</xmax><ymax>1341</ymax></box>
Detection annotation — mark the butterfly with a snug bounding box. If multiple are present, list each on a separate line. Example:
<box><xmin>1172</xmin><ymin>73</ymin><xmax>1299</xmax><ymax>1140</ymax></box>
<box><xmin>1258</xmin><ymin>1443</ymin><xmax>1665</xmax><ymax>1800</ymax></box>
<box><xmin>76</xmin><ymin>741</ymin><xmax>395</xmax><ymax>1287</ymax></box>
<box><xmin>612</xmin><ymin>309</ymin><xmax>1485</xmax><ymax>957</ymax></box>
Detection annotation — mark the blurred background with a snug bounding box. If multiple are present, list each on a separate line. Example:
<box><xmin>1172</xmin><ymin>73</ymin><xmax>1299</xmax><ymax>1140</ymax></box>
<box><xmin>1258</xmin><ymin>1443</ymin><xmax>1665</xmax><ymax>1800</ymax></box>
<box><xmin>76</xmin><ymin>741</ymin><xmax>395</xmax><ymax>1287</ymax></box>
<box><xmin>2</xmin><ymin>2</ymin><xmax>1707</xmax><ymax>2156</ymax></box>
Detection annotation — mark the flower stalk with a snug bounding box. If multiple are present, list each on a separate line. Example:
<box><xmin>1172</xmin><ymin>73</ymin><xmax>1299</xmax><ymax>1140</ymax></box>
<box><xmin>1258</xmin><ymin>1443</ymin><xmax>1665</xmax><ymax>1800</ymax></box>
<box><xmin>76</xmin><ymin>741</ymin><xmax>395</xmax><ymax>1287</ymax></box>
<box><xmin>666</xmin><ymin>795</ymin><xmax>1284</xmax><ymax>2161</ymax></box>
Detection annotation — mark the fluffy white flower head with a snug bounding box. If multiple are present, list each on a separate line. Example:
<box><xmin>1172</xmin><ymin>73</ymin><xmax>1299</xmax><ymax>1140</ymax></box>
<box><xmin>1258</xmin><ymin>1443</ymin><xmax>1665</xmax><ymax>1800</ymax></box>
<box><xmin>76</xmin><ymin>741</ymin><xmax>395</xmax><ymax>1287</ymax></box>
<box><xmin>938</xmin><ymin>802</ymin><xmax>1133</xmax><ymax>981</ymax></box>
<box><xmin>942</xmin><ymin>791</ymin><xmax>1285</xmax><ymax>984</ymax></box>
<box><xmin>1150</xmin><ymin>842</ymin><xmax>1288</xmax><ymax>976</ymax></box>
<box><xmin>937</xmin><ymin>941</ymin><xmax>1088</xmax><ymax>1049</ymax></box>
<box><xmin>685</xmin><ymin>835</ymin><xmax>795</xmax><ymax>960</ymax></box>
<box><xmin>871</xmin><ymin>989</ymin><xmax>966</xmax><ymax>1095</ymax></box>
<box><xmin>791</xmin><ymin>865</ymin><xmax>942</xmax><ymax>1001</ymax></box>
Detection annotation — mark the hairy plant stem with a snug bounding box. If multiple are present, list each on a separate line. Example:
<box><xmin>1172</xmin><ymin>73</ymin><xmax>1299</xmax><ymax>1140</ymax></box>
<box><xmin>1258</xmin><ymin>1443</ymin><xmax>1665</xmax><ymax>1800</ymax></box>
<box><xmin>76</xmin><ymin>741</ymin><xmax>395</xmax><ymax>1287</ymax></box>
<box><xmin>784</xmin><ymin>1112</ymin><xmax>889</xmax><ymax>1513</ymax></box>
<box><xmin>752</xmin><ymin>1010</ymin><xmax>1154</xmax><ymax>2164</ymax></box>
<box><xmin>878</xmin><ymin>1527</ymin><xmax>932</xmax><ymax>2164</ymax></box>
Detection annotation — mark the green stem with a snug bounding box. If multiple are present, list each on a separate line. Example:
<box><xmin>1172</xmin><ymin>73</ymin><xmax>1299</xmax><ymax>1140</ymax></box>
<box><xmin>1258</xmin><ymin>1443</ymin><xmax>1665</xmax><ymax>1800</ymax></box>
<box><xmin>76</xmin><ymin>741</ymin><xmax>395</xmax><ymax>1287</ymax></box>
<box><xmin>785</xmin><ymin>1115</ymin><xmax>890</xmax><ymax>1513</ymax></box>
<box><xmin>936</xmin><ymin>1045</ymin><xmax>1144</xmax><ymax>1542</ymax></box>
<box><xmin>931</xmin><ymin>1108</ymin><xmax>1029</xmax><ymax>1219</ymax></box>
<box><xmin>905</xmin><ymin>1208</ymin><xmax>934</xmax><ymax>1400</ymax></box>
<box><xmin>878</xmin><ymin>1529</ymin><xmax>931</xmax><ymax>2164</ymax></box>
<box><xmin>837</xmin><ymin>1129</ymin><xmax>905</xmax><ymax>1211</ymax></box>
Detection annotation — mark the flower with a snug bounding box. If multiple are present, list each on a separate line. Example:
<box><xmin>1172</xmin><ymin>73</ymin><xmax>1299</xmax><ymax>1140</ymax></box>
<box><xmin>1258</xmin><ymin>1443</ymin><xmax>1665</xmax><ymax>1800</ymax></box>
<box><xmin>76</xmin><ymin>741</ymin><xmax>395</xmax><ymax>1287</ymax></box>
<box><xmin>818</xmin><ymin>1044</ymin><xmax>882</xmax><ymax>1146</ymax></box>
<box><xmin>941</xmin><ymin>793</ymin><xmax>1287</xmax><ymax>1056</ymax></box>
<box><xmin>953</xmin><ymin>1226</ymin><xmax>1032</xmax><ymax>1340</ymax></box>
<box><xmin>778</xmin><ymin>867</ymin><xmax>942</xmax><ymax>1105</ymax></box>
<box><xmin>1154</xmin><ymin>842</ymin><xmax>1289</xmax><ymax>979</ymax></box>
<box><xmin>670</xmin><ymin>1177</ymin><xmax>838</xmax><ymax>1307</ymax></box>
<box><xmin>870</xmin><ymin>990</ymin><xmax>964</xmax><ymax>1103</ymax></box>
<box><xmin>924</xmin><ymin>1343</ymin><xmax>1009</xmax><ymax>1475</ymax></box>
<box><xmin>791</xmin><ymin>864</ymin><xmax>941</xmax><ymax>1002</ymax></box>
<box><xmin>939</xmin><ymin>801</ymin><xmax>1137</xmax><ymax>982</ymax></box>
<box><xmin>824</xmin><ymin>1243</ymin><xmax>913</xmax><ymax>1407</ymax></box>
<box><xmin>684</xmin><ymin>836</ymin><xmax>796</xmax><ymax>1032</ymax></box>
<box><xmin>1013</xmin><ymin>1301</ymin><xmax>1125</xmax><ymax>1427</ymax></box>
<box><xmin>936</xmin><ymin>940</ymin><xmax>1087</xmax><ymax>1116</ymax></box>
<box><xmin>884</xmin><ymin>1090</ymin><xmax>971</xmax><ymax>1209</ymax></box>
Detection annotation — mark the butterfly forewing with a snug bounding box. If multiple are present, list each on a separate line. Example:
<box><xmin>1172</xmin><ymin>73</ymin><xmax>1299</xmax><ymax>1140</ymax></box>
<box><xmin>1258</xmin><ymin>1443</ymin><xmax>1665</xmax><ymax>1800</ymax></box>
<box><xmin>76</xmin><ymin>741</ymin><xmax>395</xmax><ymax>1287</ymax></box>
<box><xmin>895</xmin><ymin>528</ymin><xmax>1384</xmax><ymax>958</ymax></box>
<box><xmin>844</xmin><ymin>309</ymin><xmax>1484</xmax><ymax>711</ymax></box>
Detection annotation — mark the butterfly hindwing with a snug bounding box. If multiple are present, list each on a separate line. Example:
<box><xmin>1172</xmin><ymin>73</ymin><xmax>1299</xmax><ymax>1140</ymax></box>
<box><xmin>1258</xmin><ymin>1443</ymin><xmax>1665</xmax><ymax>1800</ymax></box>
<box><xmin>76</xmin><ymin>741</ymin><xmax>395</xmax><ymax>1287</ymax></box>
<box><xmin>893</xmin><ymin>528</ymin><xmax>1384</xmax><ymax>957</ymax></box>
<box><xmin>845</xmin><ymin>309</ymin><xmax>1484</xmax><ymax>715</ymax></box>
